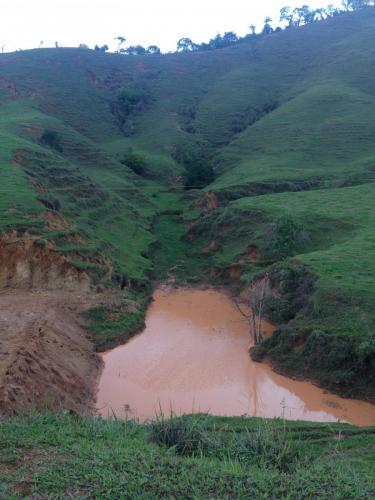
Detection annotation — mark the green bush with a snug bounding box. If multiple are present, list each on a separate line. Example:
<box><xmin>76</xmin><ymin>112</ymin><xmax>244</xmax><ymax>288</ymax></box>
<box><xmin>147</xmin><ymin>411</ymin><xmax>210</xmax><ymax>456</ymax></box>
<box><xmin>234</xmin><ymin>420</ymin><xmax>302</xmax><ymax>472</ymax></box>
<box><xmin>37</xmin><ymin>196</ymin><xmax>62</xmax><ymax>211</ymax></box>
<box><xmin>266</xmin><ymin>261</ymin><xmax>316</xmax><ymax>319</ymax></box>
<box><xmin>40</xmin><ymin>129</ymin><xmax>63</xmax><ymax>152</ymax></box>
<box><xmin>249</xmin><ymin>344</ymin><xmax>267</xmax><ymax>361</ymax></box>
<box><xmin>112</xmin><ymin>84</ymin><xmax>153</xmax><ymax>135</ymax></box>
<box><xmin>122</xmin><ymin>152</ymin><xmax>146</xmax><ymax>175</ymax></box>
<box><xmin>259</xmin><ymin>325</ymin><xmax>375</xmax><ymax>400</ymax></box>
<box><xmin>259</xmin><ymin>214</ymin><xmax>309</xmax><ymax>259</ymax></box>
<box><xmin>121</xmin><ymin>150</ymin><xmax>153</xmax><ymax>178</ymax></box>
<box><xmin>174</xmin><ymin>145</ymin><xmax>215</xmax><ymax>189</ymax></box>
<box><xmin>87</xmin><ymin>289</ymin><xmax>150</xmax><ymax>350</ymax></box>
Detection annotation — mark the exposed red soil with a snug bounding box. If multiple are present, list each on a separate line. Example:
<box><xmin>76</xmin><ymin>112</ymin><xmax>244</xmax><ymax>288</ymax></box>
<box><xmin>200</xmin><ymin>240</ymin><xmax>221</xmax><ymax>254</ymax></box>
<box><xmin>228</xmin><ymin>265</ymin><xmax>243</xmax><ymax>280</ymax></box>
<box><xmin>209</xmin><ymin>267</ymin><xmax>222</xmax><ymax>278</ymax></box>
<box><xmin>0</xmin><ymin>232</ymin><xmax>106</xmax><ymax>415</ymax></box>
<box><xmin>63</xmin><ymin>233</ymin><xmax>90</xmax><ymax>245</ymax></box>
<box><xmin>43</xmin><ymin>211</ymin><xmax>70</xmax><ymax>231</ymax></box>
<box><xmin>85</xmin><ymin>70</ymin><xmax>106</xmax><ymax>90</ymax></box>
<box><xmin>0</xmin><ymin>289</ymin><xmax>102</xmax><ymax>416</ymax></box>
<box><xmin>195</xmin><ymin>191</ymin><xmax>219</xmax><ymax>213</ymax></box>
<box><xmin>0</xmin><ymin>232</ymin><xmax>90</xmax><ymax>291</ymax></box>
<box><xmin>0</xmin><ymin>76</ymin><xmax>20</xmax><ymax>99</ymax></box>
<box><xmin>11</xmin><ymin>149</ymin><xmax>28</xmax><ymax>166</ymax></box>
<box><xmin>237</xmin><ymin>244</ymin><xmax>262</xmax><ymax>264</ymax></box>
<box><xmin>181</xmin><ymin>219</ymin><xmax>197</xmax><ymax>228</ymax></box>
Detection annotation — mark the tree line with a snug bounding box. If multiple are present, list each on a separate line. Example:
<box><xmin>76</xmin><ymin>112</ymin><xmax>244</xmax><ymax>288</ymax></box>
<box><xmin>174</xmin><ymin>1</ymin><xmax>374</xmax><ymax>53</ymax></box>
<box><xmin>85</xmin><ymin>0</ymin><xmax>374</xmax><ymax>55</ymax></box>
<box><xmin>7</xmin><ymin>1</ymin><xmax>374</xmax><ymax>55</ymax></box>
<box><xmin>93</xmin><ymin>40</ymin><xmax>161</xmax><ymax>55</ymax></box>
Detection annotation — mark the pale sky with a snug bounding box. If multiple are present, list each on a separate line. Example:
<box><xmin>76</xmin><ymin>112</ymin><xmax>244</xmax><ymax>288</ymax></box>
<box><xmin>1</xmin><ymin>0</ymin><xmax>340</xmax><ymax>53</ymax></box>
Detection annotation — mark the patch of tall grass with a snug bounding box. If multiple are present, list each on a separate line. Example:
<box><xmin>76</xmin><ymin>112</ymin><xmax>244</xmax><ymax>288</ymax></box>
<box><xmin>147</xmin><ymin>410</ymin><xmax>212</xmax><ymax>456</ymax></box>
<box><xmin>147</xmin><ymin>410</ymin><xmax>302</xmax><ymax>471</ymax></box>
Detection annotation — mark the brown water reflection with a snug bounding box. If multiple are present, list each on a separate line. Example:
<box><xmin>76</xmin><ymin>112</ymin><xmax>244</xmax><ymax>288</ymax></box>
<box><xmin>96</xmin><ymin>288</ymin><xmax>375</xmax><ymax>425</ymax></box>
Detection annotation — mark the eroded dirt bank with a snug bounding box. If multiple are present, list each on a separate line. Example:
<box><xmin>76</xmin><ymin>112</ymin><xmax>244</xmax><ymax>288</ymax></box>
<box><xmin>0</xmin><ymin>232</ymin><xmax>102</xmax><ymax>415</ymax></box>
<box><xmin>0</xmin><ymin>290</ymin><xmax>102</xmax><ymax>415</ymax></box>
<box><xmin>0</xmin><ymin>232</ymin><xmax>90</xmax><ymax>291</ymax></box>
<box><xmin>97</xmin><ymin>288</ymin><xmax>375</xmax><ymax>426</ymax></box>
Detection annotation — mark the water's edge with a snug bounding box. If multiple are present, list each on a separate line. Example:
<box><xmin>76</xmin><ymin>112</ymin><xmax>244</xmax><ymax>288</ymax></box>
<box><xmin>96</xmin><ymin>287</ymin><xmax>375</xmax><ymax>426</ymax></box>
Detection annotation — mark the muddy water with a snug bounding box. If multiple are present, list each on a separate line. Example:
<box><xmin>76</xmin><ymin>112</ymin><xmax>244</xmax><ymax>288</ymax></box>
<box><xmin>96</xmin><ymin>288</ymin><xmax>375</xmax><ymax>425</ymax></box>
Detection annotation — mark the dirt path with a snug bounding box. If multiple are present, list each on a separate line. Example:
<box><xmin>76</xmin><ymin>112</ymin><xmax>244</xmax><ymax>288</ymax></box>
<box><xmin>0</xmin><ymin>289</ymin><xmax>102</xmax><ymax>415</ymax></box>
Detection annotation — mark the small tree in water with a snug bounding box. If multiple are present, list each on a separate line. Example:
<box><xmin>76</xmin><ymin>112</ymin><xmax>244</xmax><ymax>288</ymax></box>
<box><xmin>235</xmin><ymin>275</ymin><xmax>268</xmax><ymax>345</ymax></box>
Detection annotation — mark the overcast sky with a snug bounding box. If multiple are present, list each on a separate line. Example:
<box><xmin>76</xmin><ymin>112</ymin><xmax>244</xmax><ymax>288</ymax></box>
<box><xmin>1</xmin><ymin>0</ymin><xmax>340</xmax><ymax>53</ymax></box>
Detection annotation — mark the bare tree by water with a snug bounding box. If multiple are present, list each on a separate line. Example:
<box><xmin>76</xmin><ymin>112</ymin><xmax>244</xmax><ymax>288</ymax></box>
<box><xmin>234</xmin><ymin>275</ymin><xmax>269</xmax><ymax>345</ymax></box>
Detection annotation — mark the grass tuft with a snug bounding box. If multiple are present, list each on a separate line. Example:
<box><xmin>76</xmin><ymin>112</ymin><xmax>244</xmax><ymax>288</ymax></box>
<box><xmin>147</xmin><ymin>410</ymin><xmax>211</xmax><ymax>456</ymax></box>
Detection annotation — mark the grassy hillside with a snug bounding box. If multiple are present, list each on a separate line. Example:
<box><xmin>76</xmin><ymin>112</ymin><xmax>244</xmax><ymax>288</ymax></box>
<box><xmin>191</xmin><ymin>183</ymin><xmax>375</xmax><ymax>399</ymax></box>
<box><xmin>1</xmin><ymin>412</ymin><xmax>374</xmax><ymax>498</ymax></box>
<box><xmin>0</xmin><ymin>8</ymin><xmax>375</xmax><ymax>398</ymax></box>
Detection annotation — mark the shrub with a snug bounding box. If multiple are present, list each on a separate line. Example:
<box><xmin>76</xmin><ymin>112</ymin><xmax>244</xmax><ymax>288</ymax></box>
<box><xmin>259</xmin><ymin>214</ymin><xmax>309</xmax><ymax>259</ymax></box>
<box><xmin>147</xmin><ymin>411</ymin><xmax>210</xmax><ymax>456</ymax></box>
<box><xmin>174</xmin><ymin>145</ymin><xmax>215</xmax><ymax>189</ymax></box>
<box><xmin>40</xmin><ymin>129</ymin><xmax>63</xmax><ymax>152</ymax></box>
<box><xmin>234</xmin><ymin>420</ymin><xmax>302</xmax><ymax>472</ymax></box>
<box><xmin>184</xmin><ymin>156</ymin><xmax>214</xmax><ymax>189</ymax></box>
<box><xmin>249</xmin><ymin>344</ymin><xmax>267</xmax><ymax>361</ymax></box>
<box><xmin>112</xmin><ymin>84</ymin><xmax>153</xmax><ymax>135</ymax></box>
<box><xmin>121</xmin><ymin>151</ymin><xmax>150</xmax><ymax>177</ymax></box>
<box><xmin>37</xmin><ymin>196</ymin><xmax>61</xmax><ymax>211</ymax></box>
<box><xmin>263</xmin><ymin>262</ymin><xmax>316</xmax><ymax>323</ymax></box>
<box><xmin>34</xmin><ymin>238</ymin><xmax>47</xmax><ymax>248</ymax></box>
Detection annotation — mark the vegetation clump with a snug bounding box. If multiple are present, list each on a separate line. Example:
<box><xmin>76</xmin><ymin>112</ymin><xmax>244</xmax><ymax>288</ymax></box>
<box><xmin>259</xmin><ymin>214</ymin><xmax>310</xmax><ymax>259</ymax></box>
<box><xmin>87</xmin><ymin>289</ymin><xmax>151</xmax><ymax>351</ymax></box>
<box><xmin>234</xmin><ymin>420</ymin><xmax>302</xmax><ymax>472</ymax></box>
<box><xmin>174</xmin><ymin>145</ymin><xmax>215</xmax><ymax>189</ymax></box>
<box><xmin>121</xmin><ymin>150</ymin><xmax>151</xmax><ymax>177</ymax></box>
<box><xmin>264</xmin><ymin>261</ymin><xmax>316</xmax><ymax>323</ymax></box>
<box><xmin>40</xmin><ymin>129</ymin><xmax>63</xmax><ymax>152</ymax></box>
<box><xmin>112</xmin><ymin>85</ymin><xmax>153</xmax><ymax>135</ymax></box>
<box><xmin>148</xmin><ymin>411</ymin><xmax>211</xmax><ymax>456</ymax></box>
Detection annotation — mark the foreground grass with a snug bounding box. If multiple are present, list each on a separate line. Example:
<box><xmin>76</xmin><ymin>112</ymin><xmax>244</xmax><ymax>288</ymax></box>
<box><xmin>0</xmin><ymin>412</ymin><xmax>374</xmax><ymax>498</ymax></box>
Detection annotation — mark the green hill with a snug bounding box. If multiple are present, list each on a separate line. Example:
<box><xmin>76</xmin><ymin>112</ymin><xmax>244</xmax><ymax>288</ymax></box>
<box><xmin>1</xmin><ymin>8</ymin><xmax>375</xmax><ymax>399</ymax></box>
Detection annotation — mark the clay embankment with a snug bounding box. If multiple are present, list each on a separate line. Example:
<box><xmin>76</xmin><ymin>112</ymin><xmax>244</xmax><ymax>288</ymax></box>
<box><xmin>0</xmin><ymin>232</ymin><xmax>90</xmax><ymax>291</ymax></box>
<box><xmin>0</xmin><ymin>233</ymin><xmax>101</xmax><ymax>415</ymax></box>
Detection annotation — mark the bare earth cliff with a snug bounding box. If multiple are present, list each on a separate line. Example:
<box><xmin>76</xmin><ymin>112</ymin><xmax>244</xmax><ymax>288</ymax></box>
<box><xmin>0</xmin><ymin>233</ymin><xmax>101</xmax><ymax>415</ymax></box>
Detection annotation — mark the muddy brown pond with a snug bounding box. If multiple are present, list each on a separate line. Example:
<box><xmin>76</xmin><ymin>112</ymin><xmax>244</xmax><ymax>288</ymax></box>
<box><xmin>96</xmin><ymin>288</ymin><xmax>375</xmax><ymax>425</ymax></box>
